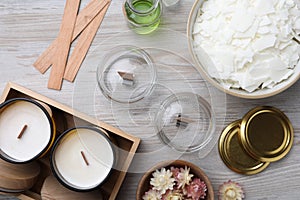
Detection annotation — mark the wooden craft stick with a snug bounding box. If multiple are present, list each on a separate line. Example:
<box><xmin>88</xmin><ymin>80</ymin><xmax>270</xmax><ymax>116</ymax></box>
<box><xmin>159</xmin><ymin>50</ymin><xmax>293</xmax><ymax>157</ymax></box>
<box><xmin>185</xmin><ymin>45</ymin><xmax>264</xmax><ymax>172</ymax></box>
<box><xmin>33</xmin><ymin>0</ymin><xmax>109</xmax><ymax>74</ymax></box>
<box><xmin>47</xmin><ymin>0</ymin><xmax>80</xmax><ymax>90</ymax></box>
<box><xmin>17</xmin><ymin>125</ymin><xmax>28</xmax><ymax>139</ymax></box>
<box><xmin>64</xmin><ymin>1</ymin><xmax>111</xmax><ymax>82</ymax></box>
<box><xmin>80</xmin><ymin>151</ymin><xmax>89</xmax><ymax>166</ymax></box>
<box><xmin>72</xmin><ymin>0</ymin><xmax>109</xmax><ymax>41</ymax></box>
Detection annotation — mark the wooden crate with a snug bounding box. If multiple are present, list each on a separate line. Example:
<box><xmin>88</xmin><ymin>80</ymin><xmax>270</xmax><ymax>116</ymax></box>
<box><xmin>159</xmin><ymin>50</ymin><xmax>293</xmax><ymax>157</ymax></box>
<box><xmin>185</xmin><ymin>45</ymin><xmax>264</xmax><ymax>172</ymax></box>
<box><xmin>0</xmin><ymin>82</ymin><xmax>140</xmax><ymax>200</ymax></box>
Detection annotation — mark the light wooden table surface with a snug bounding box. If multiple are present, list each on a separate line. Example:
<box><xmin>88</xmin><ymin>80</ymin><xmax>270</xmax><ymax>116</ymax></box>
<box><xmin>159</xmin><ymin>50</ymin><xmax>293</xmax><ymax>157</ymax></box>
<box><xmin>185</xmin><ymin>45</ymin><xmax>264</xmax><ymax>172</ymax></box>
<box><xmin>1</xmin><ymin>0</ymin><xmax>300</xmax><ymax>199</ymax></box>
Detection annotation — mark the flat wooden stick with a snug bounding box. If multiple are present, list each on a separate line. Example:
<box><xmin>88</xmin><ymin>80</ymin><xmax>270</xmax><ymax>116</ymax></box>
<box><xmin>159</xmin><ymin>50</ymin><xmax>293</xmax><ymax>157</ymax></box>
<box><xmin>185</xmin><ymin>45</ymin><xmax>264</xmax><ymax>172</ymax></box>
<box><xmin>33</xmin><ymin>0</ymin><xmax>109</xmax><ymax>74</ymax></box>
<box><xmin>64</xmin><ymin>1</ymin><xmax>111</xmax><ymax>82</ymax></box>
<box><xmin>47</xmin><ymin>0</ymin><xmax>80</xmax><ymax>90</ymax></box>
<box><xmin>17</xmin><ymin>125</ymin><xmax>28</xmax><ymax>139</ymax></box>
<box><xmin>80</xmin><ymin>151</ymin><xmax>89</xmax><ymax>166</ymax></box>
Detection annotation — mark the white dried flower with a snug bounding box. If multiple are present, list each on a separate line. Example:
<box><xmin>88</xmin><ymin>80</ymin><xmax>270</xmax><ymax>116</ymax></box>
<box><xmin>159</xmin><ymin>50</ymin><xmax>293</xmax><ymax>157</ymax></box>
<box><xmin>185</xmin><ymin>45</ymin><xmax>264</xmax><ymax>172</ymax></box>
<box><xmin>218</xmin><ymin>180</ymin><xmax>245</xmax><ymax>200</ymax></box>
<box><xmin>143</xmin><ymin>189</ymin><xmax>162</xmax><ymax>200</ymax></box>
<box><xmin>162</xmin><ymin>190</ymin><xmax>183</xmax><ymax>200</ymax></box>
<box><xmin>177</xmin><ymin>166</ymin><xmax>194</xmax><ymax>189</ymax></box>
<box><xmin>150</xmin><ymin>168</ymin><xmax>175</xmax><ymax>194</ymax></box>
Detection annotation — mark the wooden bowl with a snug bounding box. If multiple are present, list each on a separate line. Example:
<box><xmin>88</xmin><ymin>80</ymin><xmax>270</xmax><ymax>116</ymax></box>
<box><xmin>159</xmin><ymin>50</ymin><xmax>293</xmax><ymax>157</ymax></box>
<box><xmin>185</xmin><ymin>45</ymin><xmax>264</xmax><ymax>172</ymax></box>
<box><xmin>136</xmin><ymin>160</ymin><xmax>214</xmax><ymax>200</ymax></box>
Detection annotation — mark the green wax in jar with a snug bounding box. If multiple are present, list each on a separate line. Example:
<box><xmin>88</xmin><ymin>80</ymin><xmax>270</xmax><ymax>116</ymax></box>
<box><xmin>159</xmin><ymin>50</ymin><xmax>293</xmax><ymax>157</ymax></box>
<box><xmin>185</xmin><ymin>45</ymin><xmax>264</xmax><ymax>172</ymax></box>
<box><xmin>124</xmin><ymin>0</ymin><xmax>161</xmax><ymax>34</ymax></box>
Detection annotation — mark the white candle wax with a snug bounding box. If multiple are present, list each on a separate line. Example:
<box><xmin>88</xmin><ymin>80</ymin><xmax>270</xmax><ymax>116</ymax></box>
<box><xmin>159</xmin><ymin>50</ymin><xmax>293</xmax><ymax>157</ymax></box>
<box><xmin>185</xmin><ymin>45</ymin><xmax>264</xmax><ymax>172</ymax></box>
<box><xmin>53</xmin><ymin>128</ymin><xmax>114</xmax><ymax>190</ymax></box>
<box><xmin>0</xmin><ymin>100</ymin><xmax>52</xmax><ymax>162</ymax></box>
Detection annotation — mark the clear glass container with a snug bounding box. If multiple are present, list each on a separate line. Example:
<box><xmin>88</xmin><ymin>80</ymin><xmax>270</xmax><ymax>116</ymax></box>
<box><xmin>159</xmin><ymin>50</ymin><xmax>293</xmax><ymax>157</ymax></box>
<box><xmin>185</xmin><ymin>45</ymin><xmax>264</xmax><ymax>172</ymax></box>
<box><xmin>155</xmin><ymin>92</ymin><xmax>215</xmax><ymax>153</ymax></box>
<box><xmin>162</xmin><ymin>0</ymin><xmax>180</xmax><ymax>7</ymax></box>
<box><xmin>97</xmin><ymin>45</ymin><xmax>156</xmax><ymax>103</ymax></box>
<box><xmin>123</xmin><ymin>0</ymin><xmax>162</xmax><ymax>34</ymax></box>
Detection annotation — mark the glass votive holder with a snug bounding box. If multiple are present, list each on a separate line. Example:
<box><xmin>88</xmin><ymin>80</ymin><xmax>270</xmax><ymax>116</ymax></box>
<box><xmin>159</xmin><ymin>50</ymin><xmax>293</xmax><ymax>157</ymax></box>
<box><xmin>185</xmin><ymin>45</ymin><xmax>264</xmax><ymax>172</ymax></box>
<box><xmin>155</xmin><ymin>92</ymin><xmax>215</xmax><ymax>153</ymax></box>
<box><xmin>50</xmin><ymin>127</ymin><xmax>115</xmax><ymax>191</ymax></box>
<box><xmin>0</xmin><ymin>98</ymin><xmax>56</xmax><ymax>164</ymax></box>
<box><xmin>162</xmin><ymin>0</ymin><xmax>180</xmax><ymax>7</ymax></box>
<box><xmin>97</xmin><ymin>45</ymin><xmax>156</xmax><ymax>103</ymax></box>
<box><xmin>123</xmin><ymin>0</ymin><xmax>162</xmax><ymax>34</ymax></box>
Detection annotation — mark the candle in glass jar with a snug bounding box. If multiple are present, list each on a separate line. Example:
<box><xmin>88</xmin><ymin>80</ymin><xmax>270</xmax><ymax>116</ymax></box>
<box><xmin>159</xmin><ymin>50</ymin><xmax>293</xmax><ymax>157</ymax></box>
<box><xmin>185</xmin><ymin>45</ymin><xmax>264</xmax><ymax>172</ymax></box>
<box><xmin>0</xmin><ymin>98</ymin><xmax>55</xmax><ymax>163</ymax></box>
<box><xmin>51</xmin><ymin>127</ymin><xmax>115</xmax><ymax>191</ymax></box>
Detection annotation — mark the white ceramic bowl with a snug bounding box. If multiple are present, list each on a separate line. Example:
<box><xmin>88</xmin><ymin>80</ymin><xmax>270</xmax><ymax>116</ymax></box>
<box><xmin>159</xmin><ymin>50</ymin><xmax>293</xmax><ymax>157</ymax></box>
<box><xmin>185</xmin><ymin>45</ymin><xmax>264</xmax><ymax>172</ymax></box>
<box><xmin>187</xmin><ymin>0</ymin><xmax>300</xmax><ymax>99</ymax></box>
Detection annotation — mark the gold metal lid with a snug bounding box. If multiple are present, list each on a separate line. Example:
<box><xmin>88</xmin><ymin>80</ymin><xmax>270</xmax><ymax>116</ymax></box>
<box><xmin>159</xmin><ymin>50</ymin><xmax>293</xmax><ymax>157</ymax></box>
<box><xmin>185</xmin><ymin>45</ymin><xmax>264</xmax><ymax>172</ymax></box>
<box><xmin>240</xmin><ymin>106</ymin><xmax>293</xmax><ymax>163</ymax></box>
<box><xmin>218</xmin><ymin>120</ymin><xmax>269</xmax><ymax>175</ymax></box>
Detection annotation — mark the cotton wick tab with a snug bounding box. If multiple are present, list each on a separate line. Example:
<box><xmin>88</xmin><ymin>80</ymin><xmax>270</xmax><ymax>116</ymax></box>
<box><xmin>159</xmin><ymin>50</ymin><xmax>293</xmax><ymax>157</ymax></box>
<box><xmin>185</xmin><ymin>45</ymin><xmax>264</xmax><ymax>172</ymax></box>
<box><xmin>17</xmin><ymin>125</ymin><xmax>28</xmax><ymax>139</ymax></box>
<box><xmin>80</xmin><ymin>151</ymin><xmax>89</xmax><ymax>166</ymax></box>
<box><xmin>117</xmin><ymin>71</ymin><xmax>134</xmax><ymax>86</ymax></box>
<box><xmin>175</xmin><ymin>114</ymin><xmax>194</xmax><ymax>128</ymax></box>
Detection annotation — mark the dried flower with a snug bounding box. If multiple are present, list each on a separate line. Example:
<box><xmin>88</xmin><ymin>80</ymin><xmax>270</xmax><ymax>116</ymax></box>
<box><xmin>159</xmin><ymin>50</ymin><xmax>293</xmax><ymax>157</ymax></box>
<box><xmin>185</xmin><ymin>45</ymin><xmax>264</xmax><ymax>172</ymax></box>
<box><xmin>185</xmin><ymin>178</ymin><xmax>207</xmax><ymax>200</ymax></box>
<box><xmin>162</xmin><ymin>190</ymin><xmax>183</xmax><ymax>200</ymax></box>
<box><xmin>170</xmin><ymin>167</ymin><xmax>180</xmax><ymax>179</ymax></box>
<box><xmin>177</xmin><ymin>166</ymin><xmax>194</xmax><ymax>189</ymax></box>
<box><xmin>143</xmin><ymin>189</ymin><xmax>162</xmax><ymax>200</ymax></box>
<box><xmin>150</xmin><ymin>168</ymin><xmax>175</xmax><ymax>194</ymax></box>
<box><xmin>218</xmin><ymin>180</ymin><xmax>245</xmax><ymax>200</ymax></box>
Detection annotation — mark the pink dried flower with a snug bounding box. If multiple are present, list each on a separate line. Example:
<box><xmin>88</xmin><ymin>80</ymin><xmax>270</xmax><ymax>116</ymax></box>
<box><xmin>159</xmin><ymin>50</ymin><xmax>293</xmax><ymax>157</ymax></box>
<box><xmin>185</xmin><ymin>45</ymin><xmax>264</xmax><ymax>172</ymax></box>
<box><xmin>142</xmin><ymin>189</ymin><xmax>162</xmax><ymax>200</ymax></box>
<box><xmin>218</xmin><ymin>180</ymin><xmax>245</xmax><ymax>200</ymax></box>
<box><xmin>185</xmin><ymin>178</ymin><xmax>207</xmax><ymax>200</ymax></box>
<box><xmin>171</xmin><ymin>167</ymin><xmax>180</xmax><ymax>179</ymax></box>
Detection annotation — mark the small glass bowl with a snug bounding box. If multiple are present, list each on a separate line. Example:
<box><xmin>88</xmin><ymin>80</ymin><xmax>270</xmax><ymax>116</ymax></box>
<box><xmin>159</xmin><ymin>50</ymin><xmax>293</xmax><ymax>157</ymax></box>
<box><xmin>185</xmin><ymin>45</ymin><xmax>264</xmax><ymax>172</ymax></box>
<box><xmin>97</xmin><ymin>45</ymin><xmax>156</xmax><ymax>103</ymax></box>
<box><xmin>155</xmin><ymin>92</ymin><xmax>215</xmax><ymax>153</ymax></box>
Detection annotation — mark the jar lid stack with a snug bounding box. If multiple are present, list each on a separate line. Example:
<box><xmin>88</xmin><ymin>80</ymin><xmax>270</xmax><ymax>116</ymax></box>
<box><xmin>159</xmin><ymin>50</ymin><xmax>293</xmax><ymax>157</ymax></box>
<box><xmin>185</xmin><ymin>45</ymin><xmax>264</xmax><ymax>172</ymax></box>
<box><xmin>219</xmin><ymin>106</ymin><xmax>293</xmax><ymax>175</ymax></box>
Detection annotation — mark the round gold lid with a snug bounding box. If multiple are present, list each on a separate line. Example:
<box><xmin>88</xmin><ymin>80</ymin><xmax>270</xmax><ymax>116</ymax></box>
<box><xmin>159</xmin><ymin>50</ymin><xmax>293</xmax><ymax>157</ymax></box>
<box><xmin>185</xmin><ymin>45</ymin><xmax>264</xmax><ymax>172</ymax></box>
<box><xmin>240</xmin><ymin>106</ymin><xmax>293</xmax><ymax>163</ymax></box>
<box><xmin>218</xmin><ymin>120</ymin><xmax>269</xmax><ymax>175</ymax></box>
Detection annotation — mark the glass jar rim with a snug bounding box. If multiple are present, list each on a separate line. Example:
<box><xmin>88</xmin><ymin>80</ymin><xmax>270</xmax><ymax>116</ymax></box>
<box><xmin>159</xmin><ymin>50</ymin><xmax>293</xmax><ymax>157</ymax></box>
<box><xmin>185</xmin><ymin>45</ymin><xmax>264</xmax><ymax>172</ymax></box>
<box><xmin>126</xmin><ymin>0</ymin><xmax>160</xmax><ymax>15</ymax></box>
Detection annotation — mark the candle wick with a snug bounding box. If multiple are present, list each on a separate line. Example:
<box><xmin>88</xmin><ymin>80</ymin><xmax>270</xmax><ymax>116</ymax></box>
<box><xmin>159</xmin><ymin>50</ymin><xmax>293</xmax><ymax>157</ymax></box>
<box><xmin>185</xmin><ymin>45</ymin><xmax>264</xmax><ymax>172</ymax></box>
<box><xmin>80</xmin><ymin>151</ymin><xmax>89</xmax><ymax>166</ymax></box>
<box><xmin>17</xmin><ymin>125</ymin><xmax>28</xmax><ymax>139</ymax></box>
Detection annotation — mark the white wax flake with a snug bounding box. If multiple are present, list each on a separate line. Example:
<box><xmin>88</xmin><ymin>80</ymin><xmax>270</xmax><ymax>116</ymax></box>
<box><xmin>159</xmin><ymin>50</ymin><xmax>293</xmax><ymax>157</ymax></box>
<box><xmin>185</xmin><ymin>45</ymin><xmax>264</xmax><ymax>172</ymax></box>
<box><xmin>257</xmin><ymin>26</ymin><xmax>271</xmax><ymax>34</ymax></box>
<box><xmin>253</xmin><ymin>0</ymin><xmax>275</xmax><ymax>15</ymax></box>
<box><xmin>192</xmin><ymin>0</ymin><xmax>300</xmax><ymax>93</ymax></box>
<box><xmin>278</xmin><ymin>40</ymin><xmax>292</xmax><ymax>50</ymax></box>
<box><xmin>230</xmin><ymin>10</ymin><xmax>255</xmax><ymax>32</ymax></box>
<box><xmin>269</xmin><ymin>58</ymin><xmax>287</xmax><ymax>70</ymax></box>
<box><xmin>261</xmin><ymin>79</ymin><xmax>274</xmax><ymax>89</ymax></box>
<box><xmin>234</xmin><ymin>18</ymin><xmax>259</xmax><ymax>38</ymax></box>
<box><xmin>259</xmin><ymin>16</ymin><xmax>272</xmax><ymax>26</ymax></box>
<box><xmin>252</xmin><ymin>35</ymin><xmax>277</xmax><ymax>52</ymax></box>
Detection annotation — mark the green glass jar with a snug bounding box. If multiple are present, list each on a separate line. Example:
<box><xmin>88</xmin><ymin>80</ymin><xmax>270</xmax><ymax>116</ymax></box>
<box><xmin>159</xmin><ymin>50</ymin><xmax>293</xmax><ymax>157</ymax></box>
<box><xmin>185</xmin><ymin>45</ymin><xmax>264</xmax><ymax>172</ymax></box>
<box><xmin>123</xmin><ymin>0</ymin><xmax>162</xmax><ymax>34</ymax></box>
